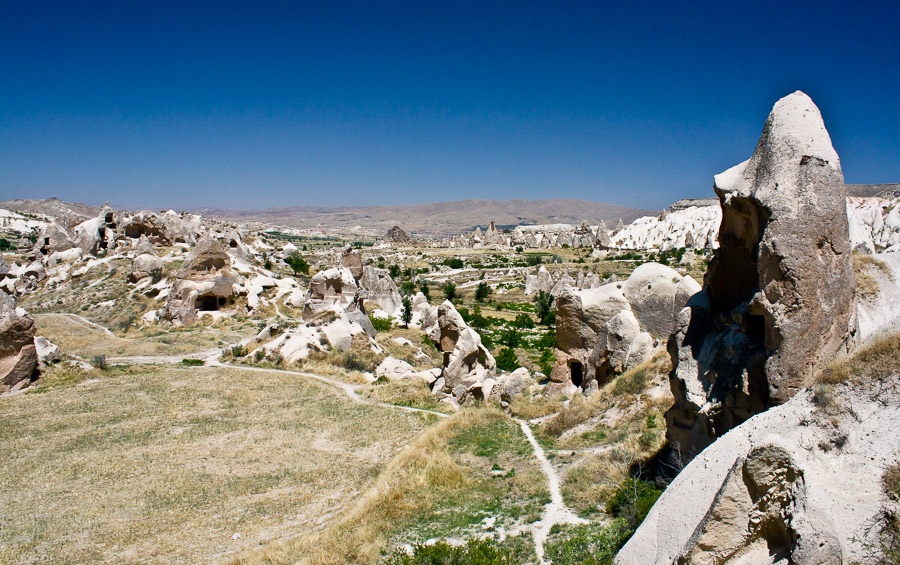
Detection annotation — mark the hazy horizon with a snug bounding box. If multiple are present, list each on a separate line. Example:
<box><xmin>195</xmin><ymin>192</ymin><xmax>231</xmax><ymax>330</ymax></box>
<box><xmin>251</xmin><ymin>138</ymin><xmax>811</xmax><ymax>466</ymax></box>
<box><xmin>2</xmin><ymin>1</ymin><xmax>898</xmax><ymax>211</ymax></box>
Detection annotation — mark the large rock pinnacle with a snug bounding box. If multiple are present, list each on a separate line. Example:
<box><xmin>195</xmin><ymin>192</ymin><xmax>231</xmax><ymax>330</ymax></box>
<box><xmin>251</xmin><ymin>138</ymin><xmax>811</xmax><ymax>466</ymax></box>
<box><xmin>667</xmin><ymin>91</ymin><xmax>857</xmax><ymax>457</ymax></box>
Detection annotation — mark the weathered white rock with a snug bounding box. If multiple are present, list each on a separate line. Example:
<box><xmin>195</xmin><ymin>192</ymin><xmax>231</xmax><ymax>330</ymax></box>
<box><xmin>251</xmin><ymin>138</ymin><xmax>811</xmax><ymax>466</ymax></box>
<box><xmin>34</xmin><ymin>336</ymin><xmax>60</xmax><ymax>364</ymax></box>
<box><xmin>375</xmin><ymin>357</ymin><xmax>415</xmax><ymax>380</ymax></box>
<box><xmin>667</xmin><ymin>91</ymin><xmax>858</xmax><ymax>458</ymax></box>
<box><xmin>617</xmin><ymin>378</ymin><xmax>900</xmax><ymax>565</ymax></box>
<box><xmin>0</xmin><ymin>293</ymin><xmax>37</xmax><ymax>393</ymax></box>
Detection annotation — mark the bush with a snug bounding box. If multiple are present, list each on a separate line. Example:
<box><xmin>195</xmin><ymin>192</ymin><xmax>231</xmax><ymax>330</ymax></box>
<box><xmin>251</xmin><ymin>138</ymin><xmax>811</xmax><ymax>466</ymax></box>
<box><xmin>606</xmin><ymin>477</ymin><xmax>663</xmax><ymax>530</ymax></box>
<box><xmin>369</xmin><ymin>315</ymin><xmax>392</xmax><ymax>332</ymax></box>
<box><xmin>401</xmin><ymin>296</ymin><xmax>413</xmax><ymax>328</ymax></box>
<box><xmin>496</xmin><ymin>347</ymin><xmax>519</xmax><ymax>372</ymax></box>
<box><xmin>443</xmin><ymin>281</ymin><xmax>457</xmax><ymax>301</ymax></box>
<box><xmin>535</xmin><ymin>291</ymin><xmax>556</xmax><ymax>326</ymax></box>
<box><xmin>385</xmin><ymin>538</ymin><xmax>513</xmax><ymax>564</ymax></box>
<box><xmin>537</xmin><ymin>348</ymin><xmax>555</xmax><ymax>376</ymax></box>
<box><xmin>475</xmin><ymin>281</ymin><xmax>492</xmax><ymax>302</ymax></box>
<box><xmin>230</xmin><ymin>344</ymin><xmax>248</xmax><ymax>358</ymax></box>
<box><xmin>284</xmin><ymin>254</ymin><xmax>310</xmax><ymax>275</ymax></box>
<box><xmin>442</xmin><ymin>258</ymin><xmax>464</xmax><ymax>269</ymax></box>
<box><xmin>499</xmin><ymin>327</ymin><xmax>522</xmax><ymax>348</ymax></box>
<box><xmin>543</xmin><ymin>520</ymin><xmax>631</xmax><ymax>565</ymax></box>
<box><xmin>180</xmin><ymin>358</ymin><xmax>204</xmax><ymax>366</ymax></box>
<box><xmin>92</xmin><ymin>355</ymin><xmax>108</xmax><ymax>370</ymax></box>
<box><xmin>0</xmin><ymin>238</ymin><xmax>15</xmax><ymax>251</ymax></box>
<box><xmin>419</xmin><ymin>282</ymin><xmax>431</xmax><ymax>302</ymax></box>
<box><xmin>512</xmin><ymin>313</ymin><xmax>535</xmax><ymax>329</ymax></box>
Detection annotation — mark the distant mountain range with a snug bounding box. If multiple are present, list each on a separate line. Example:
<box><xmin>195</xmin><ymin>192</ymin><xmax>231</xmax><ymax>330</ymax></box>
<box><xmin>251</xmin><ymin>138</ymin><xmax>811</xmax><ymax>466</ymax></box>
<box><xmin>194</xmin><ymin>199</ymin><xmax>658</xmax><ymax>235</ymax></box>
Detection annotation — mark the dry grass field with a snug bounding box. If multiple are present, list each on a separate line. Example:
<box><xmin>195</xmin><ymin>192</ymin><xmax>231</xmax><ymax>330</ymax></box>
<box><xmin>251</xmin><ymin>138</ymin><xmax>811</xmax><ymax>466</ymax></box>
<box><xmin>0</xmin><ymin>364</ymin><xmax>435</xmax><ymax>564</ymax></box>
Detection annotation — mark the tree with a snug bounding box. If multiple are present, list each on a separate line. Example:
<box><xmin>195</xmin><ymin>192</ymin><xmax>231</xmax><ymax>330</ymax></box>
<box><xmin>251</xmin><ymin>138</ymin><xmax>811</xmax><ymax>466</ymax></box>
<box><xmin>535</xmin><ymin>290</ymin><xmax>556</xmax><ymax>326</ymax></box>
<box><xmin>285</xmin><ymin>254</ymin><xmax>310</xmax><ymax>275</ymax></box>
<box><xmin>443</xmin><ymin>281</ymin><xmax>457</xmax><ymax>302</ymax></box>
<box><xmin>419</xmin><ymin>282</ymin><xmax>431</xmax><ymax>303</ymax></box>
<box><xmin>401</xmin><ymin>295</ymin><xmax>413</xmax><ymax>328</ymax></box>
<box><xmin>475</xmin><ymin>281</ymin><xmax>491</xmax><ymax>302</ymax></box>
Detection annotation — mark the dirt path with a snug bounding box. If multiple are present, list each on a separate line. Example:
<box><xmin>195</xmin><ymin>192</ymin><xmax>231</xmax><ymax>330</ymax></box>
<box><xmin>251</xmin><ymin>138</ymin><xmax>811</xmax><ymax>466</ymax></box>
<box><xmin>515</xmin><ymin>418</ymin><xmax>587</xmax><ymax>563</ymax></box>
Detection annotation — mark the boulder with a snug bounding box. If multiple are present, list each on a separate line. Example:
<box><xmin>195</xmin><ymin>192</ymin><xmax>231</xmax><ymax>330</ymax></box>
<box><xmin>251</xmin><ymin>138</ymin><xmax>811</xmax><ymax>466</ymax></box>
<box><xmin>0</xmin><ymin>293</ymin><xmax>38</xmax><ymax>393</ymax></box>
<box><xmin>130</xmin><ymin>250</ymin><xmax>163</xmax><ymax>283</ymax></box>
<box><xmin>340</xmin><ymin>248</ymin><xmax>364</xmax><ymax>281</ymax></box>
<box><xmin>375</xmin><ymin>356</ymin><xmax>415</xmax><ymax>380</ymax></box>
<box><xmin>34</xmin><ymin>336</ymin><xmax>60</xmax><ymax>364</ymax></box>
<box><xmin>667</xmin><ymin>92</ymin><xmax>857</xmax><ymax>458</ymax></box>
<box><xmin>303</xmin><ymin>267</ymin><xmax>359</xmax><ymax>318</ymax></box>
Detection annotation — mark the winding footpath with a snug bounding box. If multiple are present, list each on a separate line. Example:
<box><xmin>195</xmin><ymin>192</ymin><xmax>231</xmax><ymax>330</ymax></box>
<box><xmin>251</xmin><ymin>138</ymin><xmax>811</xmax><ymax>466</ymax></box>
<box><xmin>515</xmin><ymin>418</ymin><xmax>588</xmax><ymax>563</ymax></box>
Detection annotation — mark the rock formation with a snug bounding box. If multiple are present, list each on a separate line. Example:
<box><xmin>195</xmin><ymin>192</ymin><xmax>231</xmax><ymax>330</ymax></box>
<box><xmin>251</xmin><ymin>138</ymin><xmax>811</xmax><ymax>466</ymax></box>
<box><xmin>129</xmin><ymin>237</ymin><xmax>163</xmax><ymax>283</ymax></box>
<box><xmin>551</xmin><ymin>263</ymin><xmax>699</xmax><ymax>396</ymax></box>
<box><xmin>524</xmin><ymin>265</ymin><xmax>554</xmax><ymax>295</ymax></box>
<box><xmin>358</xmin><ymin>265</ymin><xmax>402</xmax><ymax>315</ymax></box>
<box><xmin>161</xmin><ymin>237</ymin><xmax>241</xmax><ymax>325</ymax></box>
<box><xmin>384</xmin><ymin>225</ymin><xmax>412</xmax><ymax>245</ymax></box>
<box><xmin>431</xmin><ymin>300</ymin><xmax>496</xmax><ymax>403</ymax></box>
<box><xmin>0</xmin><ymin>292</ymin><xmax>38</xmax><ymax>393</ymax></box>
<box><xmin>340</xmin><ymin>247</ymin><xmax>364</xmax><ymax>281</ymax></box>
<box><xmin>617</xmin><ymin>377</ymin><xmax>900</xmax><ymax>565</ymax></box>
<box><xmin>303</xmin><ymin>266</ymin><xmax>360</xmax><ymax>318</ymax></box>
<box><xmin>666</xmin><ymin>91</ymin><xmax>858</xmax><ymax>457</ymax></box>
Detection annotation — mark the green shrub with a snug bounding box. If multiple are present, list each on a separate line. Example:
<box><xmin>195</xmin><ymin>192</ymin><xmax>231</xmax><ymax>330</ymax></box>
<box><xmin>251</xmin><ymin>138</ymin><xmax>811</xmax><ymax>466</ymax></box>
<box><xmin>180</xmin><ymin>358</ymin><xmax>204</xmax><ymax>366</ymax></box>
<box><xmin>475</xmin><ymin>281</ymin><xmax>492</xmax><ymax>302</ymax></box>
<box><xmin>284</xmin><ymin>254</ymin><xmax>310</xmax><ymax>275</ymax></box>
<box><xmin>369</xmin><ymin>315</ymin><xmax>393</xmax><ymax>332</ymax></box>
<box><xmin>512</xmin><ymin>313</ymin><xmax>535</xmax><ymax>329</ymax></box>
<box><xmin>442</xmin><ymin>258</ymin><xmax>464</xmax><ymax>269</ymax></box>
<box><xmin>384</xmin><ymin>538</ymin><xmax>513</xmax><ymax>564</ymax></box>
<box><xmin>543</xmin><ymin>520</ymin><xmax>631</xmax><ymax>565</ymax></box>
<box><xmin>495</xmin><ymin>348</ymin><xmax>518</xmax><ymax>372</ymax></box>
<box><xmin>606</xmin><ymin>477</ymin><xmax>663</xmax><ymax>530</ymax></box>
<box><xmin>537</xmin><ymin>349</ymin><xmax>555</xmax><ymax>377</ymax></box>
<box><xmin>443</xmin><ymin>281</ymin><xmax>457</xmax><ymax>301</ymax></box>
<box><xmin>535</xmin><ymin>291</ymin><xmax>556</xmax><ymax>326</ymax></box>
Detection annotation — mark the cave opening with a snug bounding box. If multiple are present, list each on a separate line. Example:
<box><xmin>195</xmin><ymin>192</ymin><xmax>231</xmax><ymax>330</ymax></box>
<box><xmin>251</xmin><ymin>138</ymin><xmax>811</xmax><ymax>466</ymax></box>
<box><xmin>570</xmin><ymin>360</ymin><xmax>584</xmax><ymax>387</ymax></box>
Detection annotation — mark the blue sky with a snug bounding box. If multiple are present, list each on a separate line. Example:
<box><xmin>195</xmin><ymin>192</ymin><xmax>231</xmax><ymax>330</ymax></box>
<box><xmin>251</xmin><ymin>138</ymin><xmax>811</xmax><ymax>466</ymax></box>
<box><xmin>1</xmin><ymin>1</ymin><xmax>898</xmax><ymax>211</ymax></box>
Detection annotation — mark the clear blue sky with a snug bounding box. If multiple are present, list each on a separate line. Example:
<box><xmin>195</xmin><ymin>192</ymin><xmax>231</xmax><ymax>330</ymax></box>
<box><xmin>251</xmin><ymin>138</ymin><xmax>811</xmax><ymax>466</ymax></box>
<box><xmin>1</xmin><ymin>1</ymin><xmax>898</xmax><ymax>211</ymax></box>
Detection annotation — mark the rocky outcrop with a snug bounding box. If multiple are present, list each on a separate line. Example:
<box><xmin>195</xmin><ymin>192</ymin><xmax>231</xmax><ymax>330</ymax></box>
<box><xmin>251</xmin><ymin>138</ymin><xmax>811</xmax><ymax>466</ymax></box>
<box><xmin>303</xmin><ymin>267</ymin><xmax>360</xmax><ymax>318</ymax></box>
<box><xmin>358</xmin><ymin>266</ymin><xmax>402</xmax><ymax>315</ymax></box>
<box><xmin>129</xmin><ymin>237</ymin><xmax>163</xmax><ymax>283</ymax></box>
<box><xmin>431</xmin><ymin>300</ymin><xmax>496</xmax><ymax>402</ymax></box>
<box><xmin>524</xmin><ymin>265</ymin><xmax>554</xmax><ymax>295</ymax></box>
<box><xmin>550</xmin><ymin>263</ymin><xmax>699</xmax><ymax>396</ymax></box>
<box><xmin>666</xmin><ymin>92</ymin><xmax>857</xmax><ymax>457</ymax></box>
<box><xmin>617</xmin><ymin>377</ymin><xmax>900</xmax><ymax>565</ymax></box>
<box><xmin>161</xmin><ymin>237</ymin><xmax>241</xmax><ymax>325</ymax></box>
<box><xmin>0</xmin><ymin>293</ymin><xmax>38</xmax><ymax>393</ymax></box>
<box><xmin>384</xmin><ymin>225</ymin><xmax>412</xmax><ymax>245</ymax></box>
<box><xmin>340</xmin><ymin>248</ymin><xmax>364</xmax><ymax>281</ymax></box>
